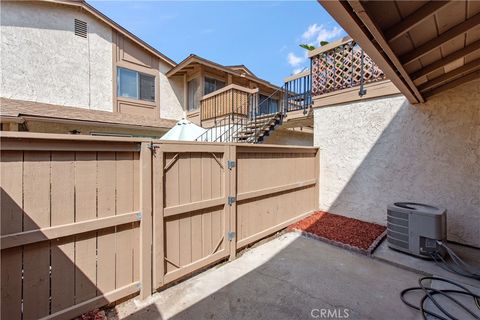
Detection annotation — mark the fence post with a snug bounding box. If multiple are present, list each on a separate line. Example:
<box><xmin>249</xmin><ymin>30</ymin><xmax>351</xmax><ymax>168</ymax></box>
<box><xmin>229</xmin><ymin>144</ymin><xmax>237</xmax><ymax>261</ymax></box>
<box><xmin>314</xmin><ymin>148</ymin><xmax>320</xmax><ymax>210</ymax></box>
<box><xmin>139</xmin><ymin>141</ymin><xmax>153</xmax><ymax>299</ymax></box>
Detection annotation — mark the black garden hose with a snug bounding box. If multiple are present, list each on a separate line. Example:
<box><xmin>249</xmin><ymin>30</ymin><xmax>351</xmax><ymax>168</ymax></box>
<box><xmin>400</xmin><ymin>276</ymin><xmax>480</xmax><ymax>320</ymax></box>
<box><xmin>400</xmin><ymin>241</ymin><xmax>480</xmax><ymax>320</ymax></box>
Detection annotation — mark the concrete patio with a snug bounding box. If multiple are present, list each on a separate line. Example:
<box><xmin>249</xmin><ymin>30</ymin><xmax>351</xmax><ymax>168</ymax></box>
<box><xmin>106</xmin><ymin>232</ymin><xmax>477</xmax><ymax>320</ymax></box>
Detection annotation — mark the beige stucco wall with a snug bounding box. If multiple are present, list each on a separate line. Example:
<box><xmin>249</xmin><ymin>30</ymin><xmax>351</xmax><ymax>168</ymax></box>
<box><xmin>159</xmin><ymin>62</ymin><xmax>185</xmax><ymax>120</ymax></box>
<box><xmin>264</xmin><ymin>128</ymin><xmax>313</xmax><ymax>146</ymax></box>
<box><xmin>314</xmin><ymin>79</ymin><xmax>480</xmax><ymax>247</ymax></box>
<box><xmin>1</xmin><ymin>2</ymin><xmax>113</xmax><ymax>111</ymax></box>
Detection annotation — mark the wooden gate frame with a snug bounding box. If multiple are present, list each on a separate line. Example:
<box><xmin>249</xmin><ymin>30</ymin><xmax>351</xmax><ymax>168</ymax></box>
<box><xmin>150</xmin><ymin>141</ymin><xmax>234</xmax><ymax>290</ymax></box>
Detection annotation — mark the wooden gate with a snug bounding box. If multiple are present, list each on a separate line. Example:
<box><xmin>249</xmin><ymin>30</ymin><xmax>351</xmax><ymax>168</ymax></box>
<box><xmin>151</xmin><ymin>142</ymin><xmax>233</xmax><ymax>288</ymax></box>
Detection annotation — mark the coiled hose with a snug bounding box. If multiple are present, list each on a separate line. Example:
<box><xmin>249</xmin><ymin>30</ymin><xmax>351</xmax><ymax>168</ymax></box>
<box><xmin>400</xmin><ymin>241</ymin><xmax>480</xmax><ymax>320</ymax></box>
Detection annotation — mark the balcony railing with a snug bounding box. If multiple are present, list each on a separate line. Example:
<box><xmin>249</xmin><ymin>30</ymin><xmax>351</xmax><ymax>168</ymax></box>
<box><xmin>200</xmin><ymin>84</ymin><xmax>258</xmax><ymax>121</ymax></box>
<box><xmin>284</xmin><ymin>70</ymin><xmax>312</xmax><ymax>114</ymax></box>
<box><xmin>310</xmin><ymin>38</ymin><xmax>385</xmax><ymax>96</ymax></box>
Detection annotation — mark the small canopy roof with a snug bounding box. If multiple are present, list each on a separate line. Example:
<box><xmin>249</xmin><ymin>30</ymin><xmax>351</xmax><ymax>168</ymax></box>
<box><xmin>160</xmin><ymin>119</ymin><xmax>206</xmax><ymax>141</ymax></box>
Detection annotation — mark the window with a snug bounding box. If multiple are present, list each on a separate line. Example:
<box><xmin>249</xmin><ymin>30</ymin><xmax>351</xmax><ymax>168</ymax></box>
<box><xmin>117</xmin><ymin>67</ymin><xmax>155</xmax><ymax>102</ymax></box>
<box><xmin>258</xmin><ymin>94</ymin><xmax>279</xmax><ymax>115</ymax></box>
<box><xmin>204</xmin><ymin>77</ymin><xmax>225</xmax><ymax>95</ymax></box>
<box><xmin>188</xmin><ymin>78</ymin><xmax>200</xmax><ymax>111</ymax></box>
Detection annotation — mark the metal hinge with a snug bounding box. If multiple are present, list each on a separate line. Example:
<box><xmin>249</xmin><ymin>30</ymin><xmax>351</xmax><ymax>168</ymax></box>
<box><xmin>227</xmin><ymin>196</ymin><xmax>236</xmax><ymax>206</ymax></box>
<box><xmin>227</xmin><ymin>160</ymin><xmax>236</xmax><ymax>170</ymax></box>
<box><xmin>227</xmin><ymin>231</ymin><xmax>236</xmax><ymax>241</ymax></box>
<box><xmin>136</xmin><ymin>212</ymin><xmax>142</xmax><ymax>220</ymax></box>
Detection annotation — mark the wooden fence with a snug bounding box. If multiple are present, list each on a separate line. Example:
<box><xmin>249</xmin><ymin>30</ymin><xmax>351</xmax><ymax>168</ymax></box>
<box><xmin>0</xmin><ymin>132</ymin><xmax>319</xmax><ymax>320</ymax></box>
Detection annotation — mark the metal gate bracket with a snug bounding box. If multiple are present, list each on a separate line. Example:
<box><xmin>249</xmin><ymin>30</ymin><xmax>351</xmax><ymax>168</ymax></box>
<box><xmin>227</xmin><ymin>160</ymin><xmax>236</xmax><ymax>170</ymax></box>
<box><xmin>227</xmin><ymin>231</ymin><xmax>236</xmax><ymax>241</ymax></box>
<box><xmin>136</xmin><ymin>212</ymin><xmax>142</xmax><ymax>221</ymax></box>
<box><xmin>227</xmin><ymin>196</ymin><xmax>236</xmax><ymax>206</ymax></box>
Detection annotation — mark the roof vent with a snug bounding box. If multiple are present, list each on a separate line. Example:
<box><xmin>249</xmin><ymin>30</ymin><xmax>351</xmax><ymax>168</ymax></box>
<box><xmin>74</xmin><ymin>19</ymin><xmax>87</xmax><ymax>38</ymax></box>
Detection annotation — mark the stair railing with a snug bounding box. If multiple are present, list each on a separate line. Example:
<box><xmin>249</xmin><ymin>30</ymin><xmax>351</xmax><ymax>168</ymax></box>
<box><xmin>196</xmin><ymin>84</ymin><xmax>287</xmax><ymax>143</ymax></box>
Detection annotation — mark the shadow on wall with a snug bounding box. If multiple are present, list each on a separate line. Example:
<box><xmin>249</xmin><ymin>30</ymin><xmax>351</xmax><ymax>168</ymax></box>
<box><xmin>316</xmin><ymin>79</ymin><xmax>480</xmax><ymax>247</ymax></box>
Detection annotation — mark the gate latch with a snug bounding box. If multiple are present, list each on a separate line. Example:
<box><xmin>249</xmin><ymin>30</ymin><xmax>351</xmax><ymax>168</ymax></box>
<box><xmin>227</xmin><ymin>160</ymin><xmax>236</xmax><ymax>170</ymax></box>
<box><xmin>227</xmin><ymin>231</ymin><xmax>236</xmax><ymax>241</ymax></box>
<box><xmin>227</xmin><ymin>196</ymin><xmax>236</xmax><ymax>206</ymax></box>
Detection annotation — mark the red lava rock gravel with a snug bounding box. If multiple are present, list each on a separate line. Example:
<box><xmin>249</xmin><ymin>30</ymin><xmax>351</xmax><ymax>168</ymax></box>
<box><xmin>288</xmin><ymin>211</ymin><xmax>386</xmax><ymax>251</ymax></box>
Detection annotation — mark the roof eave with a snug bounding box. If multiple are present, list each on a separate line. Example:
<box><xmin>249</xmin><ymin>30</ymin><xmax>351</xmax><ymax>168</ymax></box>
<box><xmin>318</xmin><ymin>0</ymin><xmax>423</xmax><ymax>104</ymax></box>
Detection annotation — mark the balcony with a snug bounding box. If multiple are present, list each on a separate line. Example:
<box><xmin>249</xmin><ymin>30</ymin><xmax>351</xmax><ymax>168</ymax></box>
<box><xmin>308</xmin><ymin>37</ymin><xmax>398</xmax><ymax>107</ymax></box>
<box><xmin>200</xmin><ymin>84</ymin><xmax>258</xmax><ymax>122</ymax></box>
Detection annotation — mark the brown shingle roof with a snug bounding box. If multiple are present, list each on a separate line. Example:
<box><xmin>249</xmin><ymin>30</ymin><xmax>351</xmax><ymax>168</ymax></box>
<box><xmin>0</xmin><ymin>98</ymin><xmax>176</xmax><ymax>130</ymax></box>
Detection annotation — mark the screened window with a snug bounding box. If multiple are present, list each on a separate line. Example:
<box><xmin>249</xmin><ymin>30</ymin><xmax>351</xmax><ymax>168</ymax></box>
<box><xmin>258</xmin><ymin>94</ymin><xmax>279</xmax><ymax>115</ymax></box>
<box><xmin>117</xmin><ymin>67</ymin><xmax>155</xmax><ymax>102</ymax></box>
<box><xmin>188</xmin><ymin>78</ymin><xmax>200</xmax><ymax>111</ymax></box>
<box><xmin>204</xmin><ymin>77</ymin><xmax>225</xmax><ymax>95</ymax></box>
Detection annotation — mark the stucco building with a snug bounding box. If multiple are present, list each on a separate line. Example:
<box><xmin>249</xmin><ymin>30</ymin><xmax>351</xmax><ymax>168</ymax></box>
<box><xmin>1</xmin><ymin>0</ymin><xmax>313</xmax><ymax>144</ymax></box>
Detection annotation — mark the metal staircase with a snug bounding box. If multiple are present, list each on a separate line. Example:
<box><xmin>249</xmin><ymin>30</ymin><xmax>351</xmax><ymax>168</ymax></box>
<box><xmin>235</xmin><ymin>112</ymin><xmax>283</xmax><ymax>143</ymax></box>
<box><xmin>196</xmin><ymin>73</ymin><xmax>312</xmax><ymax>144</ymax></box>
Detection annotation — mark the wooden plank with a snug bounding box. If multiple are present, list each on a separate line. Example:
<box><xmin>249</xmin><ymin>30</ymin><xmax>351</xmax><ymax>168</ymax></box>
<box><xmin>163</xmin><ymin>251</ymin><xmax>226</xmax><ymax>284</ymax></box>
<box><xmin>164</xmin><ymin>151</ymin><xmax>180</xmax><ymax>274</ymax></box>
<box><xmin>201</xmin><ymin>154</ymin><xmax>213</xmax><ymax>256</ymax></box>
<box><xmin>423</xmin><ymin>69</ymin><xmax>480</xmax><ymax>98</ymax></box>
<box><xmin>97</xmin><ymin>152</ymin><xmax>117</xmax><ymax>295</ymax></box>
<box><xmin>42</xmin><ymin>282</ymin><xmax>140</xmax><ymax>320</ymax></box>
<box><xmin>132</xmin><ymin>152</ymin><xmax>141</xmax><ymax>284</ymax></box>
<box><xmin>164</xmin><ymin>197</ymin><xmax>225</xmax><ymax>217</ymax></box>
<box><xmin>0</xmin><ymin>131</ymin><xmax>147</xmax><ymax>143</ymax></box>
<box><xmin>411</xmin><ymin>40</ymin><xmax>480</xmax><ymax>80</ymax></box>
<box><xmin>74</xmin><ymin>152</ymin><xmax>98</xmax><ymax>304</ymax></box>
<box><xmin>178</xmin><ymin>153</ymin><xmax>192</xmax><ymax>266</ymax></box>
<box><xmin>0</xmin><ymin>151</ymin><xmax>23</xmax><ymax>320</ymax></box>
<box><xmin>401</xmin><ymin>12</ymin><xmax>480</xmax><ymax>65</ymax></box>
<box><xmin>139</xmin><ymin>143</ymin><xmax>152</xmax><ymax>299</ymax></box>
<box><xmin>115</xmin><ymin>152</ymin><xmax>135</xmax><ymax>288</ymax></box>
<box><xmin>236</xmin><ymin>179</ymin><xmax>317</xmax><ymax>202</ymax></box>
<box><xmin>211</xmin><ymin>152</ymin><xmax>223</xmax><ymax>255</ymax></box>
<box><xmin>22</xmin><ymin>151</ymin><xmax>51</xmax><ymax>319</ymax></box>
<box><xmin>160</xmin><ymin>143</ymin><xmax>226</xmax><ymax>153</ymax></box>
<box><xmin>237</xmin><ymin>210</ymin><xmax>314</xmax><ymax>248</ymax></box>
<box><xmin>1</xmin><ymin>211</ymin><xmax>139</xmax><ymax>250</ymax></box>
<box><xmin>314</xmin><ymin>150</ymin><xmax>320</xmax><ymax>210</ymax></box>
<box><xmin>0</xmin><ymin>139</ymin><xmax>140</xmax><ymax>152</ymax></box>
<box><xmin>190</xmin><ymin>153</ymin><xmax>203</xmax><ymax>263</ymax></box>
<box><xmin>385</xmin><ymin>1</ymin><xmax>451</xmax><ymax>42</ymax></box>
<box><xmin>152</xmin><ymin>147</ymin><xmax>165</xmax><ymax>288</ymax></box>
<box><xmin>418</xmin><ymin>59</ymin><xmax>480</xmax><ymax>92</ymax></box>
<box><xmin>50</xmin><ymin>152</ymin><xmax>75</xmax><ymax>313</ymax></box>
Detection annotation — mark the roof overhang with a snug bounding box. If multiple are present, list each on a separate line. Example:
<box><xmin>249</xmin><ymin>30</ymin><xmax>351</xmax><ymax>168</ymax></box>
<box><xmin>167</xmin><ymin>55</ymin><xmax>281</xmax><ymax>91</ymax></box>
<box><xmin>319</xmin><ymin>0</ymin><xmax>480</xmax><ymax>103</ymax></box>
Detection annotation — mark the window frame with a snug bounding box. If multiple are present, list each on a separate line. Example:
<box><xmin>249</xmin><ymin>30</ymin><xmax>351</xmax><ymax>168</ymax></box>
<box><xmin>204</xmin><ymin>77</ymin><xmax>225</xmax><ymax>95</ymax></box>
<box><xmin>117</xmin><ymin>67</ymin><xmax>156</xmax><ymax>102</ymax></box>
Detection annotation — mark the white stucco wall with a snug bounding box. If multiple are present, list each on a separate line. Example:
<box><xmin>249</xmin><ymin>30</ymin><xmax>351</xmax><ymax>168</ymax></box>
<box><xmin>314</xmin><ymin>79</ymin><xmax>480</xmax><ymax>247</ymax></box>
<box><xmin>1</xmin><ymin>2</ymin><xmax>113</xmax><ymax>111</ymax></box>
<box><xmin>159</xmin><ymin>62</ymin><xmax>184</xmax><ymax>120</ymax></box>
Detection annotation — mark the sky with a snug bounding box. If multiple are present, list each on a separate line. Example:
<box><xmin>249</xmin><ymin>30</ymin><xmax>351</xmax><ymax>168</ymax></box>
<box><xmin>89</xmin><ymin>1</ymin><xmax>346</xmax><ymax>86</ymax></box>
